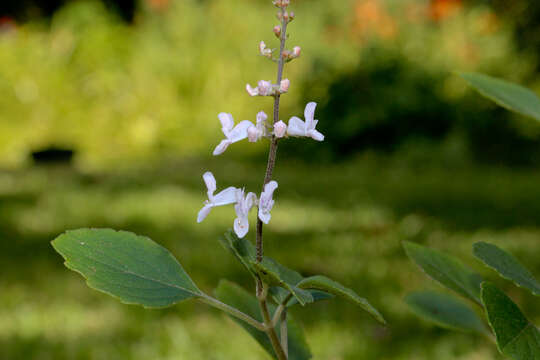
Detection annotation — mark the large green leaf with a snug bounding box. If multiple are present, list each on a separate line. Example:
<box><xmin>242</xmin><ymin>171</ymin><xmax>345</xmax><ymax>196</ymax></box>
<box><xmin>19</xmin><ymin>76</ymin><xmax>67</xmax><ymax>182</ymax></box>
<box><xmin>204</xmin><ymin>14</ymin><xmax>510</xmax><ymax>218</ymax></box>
<box><xmin>473</xmin><ymin>242</ymin><xmax>540</xmax><ymax>297</ymax></box>
<box><xmin>460</xmin><ymin>72</ymin><xmax>540</xmax><ymax>122</ymax></box>
<box><xmin>52</xmin><ymin>228</ymin><xmax>202</xmax><ymax>308</ymax></box>
<box><xmin>405</xmin><ymin>291</ymin><xmax>488</xmax><ymax>335</ymax></box>
<box><xmin>403</xmin><ymin>241</ymin><xmax>483</xmax><ymax>304</ymax></box>
<box><xmin>297</xmin><ymin>275</ymin><xmax>385</xmax><ymax>324</ymax></box>
<box><xmin>214</xmin><ymin>280</ymin><xmax>312</xmax><ymax>360</ymax></box>
<box><xmin>481</xmin><ymin>282</ymin><xmax>540</xmax><ymax>360</ymax></box>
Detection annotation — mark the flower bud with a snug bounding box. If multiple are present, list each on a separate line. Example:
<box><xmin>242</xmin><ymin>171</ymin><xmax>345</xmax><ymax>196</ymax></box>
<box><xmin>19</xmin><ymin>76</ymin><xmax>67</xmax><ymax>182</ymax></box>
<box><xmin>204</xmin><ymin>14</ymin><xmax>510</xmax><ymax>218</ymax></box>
<box><xmin>279</xmin><ymin>79</ymin><xmax>290</xmax><ymax>93</ymax></box>
<box><xmin>274</xmin><ymin>120</ymin><xmax>287</xmax><ymax>138</ymax></box>
<box><xmin>292</xmin><ymin>46</ymin><xmax>301</xmax><ymax>58</ymax></box>
<box><xmin>273</xmin><ymin>25</ymin><xmax>281</xmax><ymax>38</ymax></box>
<box><xmin>247</xmin><ymin>126</ymin><xmax>259</xmax><ymax>142</ymax></box>
<box><xmin>289</xmin><ymin>11</ymin><xmax>295</xmax><ymax>21</ymax></box>
<box><xmin>283</xmin><ymin>11</ymin><xmax>289</xmax><ymax>22</ymax></box>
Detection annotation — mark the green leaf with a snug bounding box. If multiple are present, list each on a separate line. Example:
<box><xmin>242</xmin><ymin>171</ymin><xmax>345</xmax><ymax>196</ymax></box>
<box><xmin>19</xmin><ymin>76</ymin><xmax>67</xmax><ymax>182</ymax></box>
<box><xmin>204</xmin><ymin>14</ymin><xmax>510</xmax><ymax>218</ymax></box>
<box><xmin>473</xmin><ymin>242</ymin><xmax>540</xmax><ymax>297</ymax></box>
<box><xmin>252</xmin><ymin>258</ymin><xmax>314</xmax><ymax>306</ymax></box>
<box><xmin>51</xmin><ymin>228</ymin><xmax>202</xmax><ymax>308</ymax></box>
<box><xmin>405</xmin><ymin>291</ymin><xmax>489</xmax><ymax>335</ymax></box>
<box><xmin>460</xmin><ymin>72</ymin><xmax>540</xmax><ymax>122</ymax></box>
<box><xmin>297</xmin><ymin>275</ymin><xmax>385</xmax><ymax>324</ymax></box>
<box><xmin>219</xmin><ymin>229</ymin><xmax>258</xmax><ymax>278</ymax></box>
<box><xmin>403</xmin><ymin>241</ymin><xmax>483</xmax><ymax>304</ymax></box>
<box><xmin>481</xmin><ymin>282</ymin><xmax>540</xmax><ymax>360</ymax></box>
<box><xmin>269</xmin><ymin>287</ymin><xmax>334</xmax><ymax>307</ymax></box>
<box><xmin>214</xmin><ymin>280</ymin><xmax>312</xmax><ymax>360</ymax></box>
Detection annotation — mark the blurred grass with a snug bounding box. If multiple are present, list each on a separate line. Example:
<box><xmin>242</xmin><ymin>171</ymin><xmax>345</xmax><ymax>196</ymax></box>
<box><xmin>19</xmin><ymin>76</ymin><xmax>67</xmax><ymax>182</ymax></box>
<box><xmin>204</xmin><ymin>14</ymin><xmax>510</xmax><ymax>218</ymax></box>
<box><xmin>1</xmin><ymin>155</ymin><xmax>539</xmax><ymax>359</ymax></box>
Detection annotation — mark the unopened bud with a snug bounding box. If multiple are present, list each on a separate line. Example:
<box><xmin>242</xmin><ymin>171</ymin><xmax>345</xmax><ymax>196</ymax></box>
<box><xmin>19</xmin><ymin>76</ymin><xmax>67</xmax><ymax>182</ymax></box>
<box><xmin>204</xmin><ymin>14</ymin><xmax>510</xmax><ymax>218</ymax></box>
<box><xmin>289</xmin><ymin>11</ymin><xmax>295</xmax><ymax>21</ymax></box>
<box><xmin>279</xmin><ymin>79</ymin><xmax>290</xmax><ymax>93</ymax></box>
<box><xmin>273</xmin><ymin>25</ymin><xmax>281</xmax><ymax>38</ymax></box>
<box><xmin>283</xmin><ymin>11</ymin><xmax>289</xmax><ymax>22</ymax></box>
<box><xmin>292</xmin><ymin>46</ymin><xmax>301</xmax><ymax>58</ymax></box>
<box><xmin>274</xmin><ymin>121</ymin><xmax>287</xmax><ymax>138</ymax></box>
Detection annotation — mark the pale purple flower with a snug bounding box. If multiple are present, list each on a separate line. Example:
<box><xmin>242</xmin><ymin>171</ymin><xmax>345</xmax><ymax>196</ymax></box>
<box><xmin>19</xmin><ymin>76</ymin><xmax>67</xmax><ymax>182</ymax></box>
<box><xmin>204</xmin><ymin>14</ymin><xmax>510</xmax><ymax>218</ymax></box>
<box><xmin>213</xmin><ymin>113</ymin><xmax>253</xmax><ymax>155</ymax></box>
<box><xmin>197</xmin><ymin>172</ymin><xmax>237</xmax><ymax>223</ymax></box>
<box><xmin>292</xmin><ymin>46</ymin><xmax>301</xmax><ymax>58</ymax></box>
<box><xmin>273</xmin><ymin>120</ymin><xmax>287</xmax><ymax>138</ymax></box>
<box><xmin>286</xmin><ymin>102</ymin><xmax>324</xmax><ymax>141</ymax></box>
<box><xmin>234</xmin><ymin>189</ymin><xmax>257</xmax><ymax>238</ymax></box>
<box><xmin>258</xmin><ymin>181</ymin><xmax>278</xmax><ymax>224</ymax></box>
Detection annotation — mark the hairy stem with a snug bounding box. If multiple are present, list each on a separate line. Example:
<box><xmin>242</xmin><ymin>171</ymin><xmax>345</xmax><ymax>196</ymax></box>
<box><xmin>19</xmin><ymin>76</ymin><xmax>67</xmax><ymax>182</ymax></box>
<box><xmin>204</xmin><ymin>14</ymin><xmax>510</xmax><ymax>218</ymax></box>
<box><xmin>255</xmin><ymin>8</ymin><xmax>289</xmax><ymax>265</ymax></box>
<box><xmin>199</xmin><ymin>295</ymin><xmax>266</xmax><ymax>332</ymax></box>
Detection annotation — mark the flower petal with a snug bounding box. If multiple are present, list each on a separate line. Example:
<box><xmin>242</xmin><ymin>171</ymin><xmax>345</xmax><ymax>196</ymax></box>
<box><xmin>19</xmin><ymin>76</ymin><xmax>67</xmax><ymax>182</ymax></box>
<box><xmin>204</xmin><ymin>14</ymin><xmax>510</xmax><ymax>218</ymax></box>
<box><xmin>228</xmin><ymin>120</ymin><xmax>253</xmax><ymax>143</ymax></box>
<box><xmin>218</xmin><ymin>113</ymin><xmax>234</xmax><ymax>134</ymax></box>
<box><xmin>197</xmin><ymin>204</ymin><xmax>213</xmax><ymax>223</ymax></box>
<box><xmin>309</xmin><ymin>129</ymin><xmax>325</xmax><ymax>142</ymax></box>
<box><xmin>213</xmin><ymin>186</ymin><xmax>238</xmax><ymax>206</ymax></box>
<box><xmin>287</xmin><ymin>116</ymin><xmax>307</xmax><ymax>137</ymax></box>
<box><xmin>213</xmin><ymin>139</ymin><xmax>231</xmax><ymax>155</ymax></box>
<box><xmin>202</xmin><ymin>171</ymin><xmax>216</xmax><ymax>196</ymax></box>
<box><xmin>246</xmin><ymin>84</ymin><xmax>259</xmax><ymax>96</ymax></box>
<box><xmin>304</xmin><ymin>102</ymin><xmax>317</xmax><ymax>127</ymax></box>
<box><xmin>256</xmin><ymin>111</ymin><xmax>268</xmax><ymax>125</ymax></box>
<box><xmin>234</xmin><ymin>214</ymin><xmax>250</xmax><ymax>238</ymax></box>
<box><xmin>258</xmin><ymin>208</ymin><xmax>271</xmax><ymax>224</ymax></box>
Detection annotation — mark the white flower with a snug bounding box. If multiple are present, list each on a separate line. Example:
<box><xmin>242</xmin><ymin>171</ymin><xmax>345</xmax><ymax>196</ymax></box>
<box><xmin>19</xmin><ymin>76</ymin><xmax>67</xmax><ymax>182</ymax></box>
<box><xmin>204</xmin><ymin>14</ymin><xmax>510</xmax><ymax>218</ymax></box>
<box><xmin>259</xmin><ymin>41</ymin><xmax>272</xmax><ymax>57</ymax></box>
<box><xmin>213</xmin><ymin>113</ymin><xmax>254</xmax><ymax>155</ymax></box>
<box><xmin>197</xmin><ymin>172</ymin><xmax>237</xmax><ymax>223</ymax></box>
<box><xmin>279</xmin><ymin>79</ymin><xmax>290</xmax><ymax>93</ymax></box>
<box><xmin>246</xmin><ymin>80</ymin><xmax>274</xmax><ymax>97</ymax></box>
<box><xmin>258</xmin><ymin>181</ymin><xmax>278</xmax><ymax>224</ymax></box>
<box><xmin>247</xmin><ymin>111</ymin><xmax>268</xmax><ymax>142</ymax></box>
<box><xmin>234</xmin><ymin>189</ymin><xmax>257</xmax><ymax>238</ymax></box>
<box><xmin>286</xmin><ymin>102</ymin><xmax>325</xmax><ymax>141</ymax></box>
<box><xmin>273</xmin><ymin>120</ymin><xmax>287</xmax><ymax>138</ymax></box>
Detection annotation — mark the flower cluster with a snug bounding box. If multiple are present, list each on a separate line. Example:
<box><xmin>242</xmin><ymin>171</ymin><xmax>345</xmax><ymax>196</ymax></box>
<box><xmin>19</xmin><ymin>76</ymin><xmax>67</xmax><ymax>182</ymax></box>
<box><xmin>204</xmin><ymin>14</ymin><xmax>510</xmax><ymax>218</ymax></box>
<box><xmin>197</xmin><ymin>171</ymin><xmax>277</xmax><ymax>238</ymax></box>
<box><xmin>198</xmin><ymin>11</ymin><xmax>325</xmax><ymax>239</ymax></box>
<box><xmin>212</xmin><ymin>102</ymin><xmax>324</xmax><ymax>158</ymax></box>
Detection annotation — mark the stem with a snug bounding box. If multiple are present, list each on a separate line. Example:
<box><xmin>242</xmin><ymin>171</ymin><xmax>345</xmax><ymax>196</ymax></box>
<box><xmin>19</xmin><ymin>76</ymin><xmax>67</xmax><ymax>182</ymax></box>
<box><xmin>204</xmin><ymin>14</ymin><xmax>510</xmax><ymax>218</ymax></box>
<box><xmin>260</xmin><ymin>297</ymin><xmax>288</xmax><ymax>360</ymax></box>
<box><xmin>254</xmin><ymin>6</ymin><xmax>291</xmax><ymax>360</ymax></box>
<box><xmin>280</xmin><ymin>309</ymin><xmax>288</xmax><ymax>358</ymax></box>
<box><xmin>255</xmin><ymin>8</ymin><xmax>289</xmax><ymax>265</ymax></box>
<box><xmin>271</xmin><ymin>293</ymin><xmax>293</xmax><ymax>326</ymax></box>
<box><xmin>199</xmin><ymin>295</ymin><xmax>266</xmax><ymax>332</ymax></box>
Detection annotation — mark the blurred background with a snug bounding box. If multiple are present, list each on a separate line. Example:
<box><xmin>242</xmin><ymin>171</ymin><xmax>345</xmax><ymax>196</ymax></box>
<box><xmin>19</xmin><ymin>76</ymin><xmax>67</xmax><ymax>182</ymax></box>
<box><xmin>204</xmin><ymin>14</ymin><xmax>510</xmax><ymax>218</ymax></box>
<box><xmin>1</xmin><ymin>0</ymin><xmax>539</xmax><ymax>359</ymax></box>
